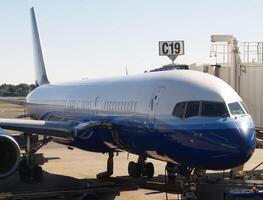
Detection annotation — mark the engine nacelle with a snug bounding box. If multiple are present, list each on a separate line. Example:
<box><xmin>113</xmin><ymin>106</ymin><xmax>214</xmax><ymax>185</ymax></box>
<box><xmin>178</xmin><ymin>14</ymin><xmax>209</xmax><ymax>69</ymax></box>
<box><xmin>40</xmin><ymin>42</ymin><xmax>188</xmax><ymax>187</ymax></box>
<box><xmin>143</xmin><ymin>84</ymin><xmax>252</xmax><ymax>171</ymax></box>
<box><xmin>0</xmin><ymin>129</ymin><xmax>20</xmax><ymax>179</ymax></box>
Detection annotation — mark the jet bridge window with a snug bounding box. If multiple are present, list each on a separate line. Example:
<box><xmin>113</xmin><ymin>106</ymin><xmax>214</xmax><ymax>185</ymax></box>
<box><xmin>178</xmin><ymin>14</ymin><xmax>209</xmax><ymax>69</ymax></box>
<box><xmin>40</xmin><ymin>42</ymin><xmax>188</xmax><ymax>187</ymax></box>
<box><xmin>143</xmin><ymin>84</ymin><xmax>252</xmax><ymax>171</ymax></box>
<box><xmin>185</xmin><ymin>102</ymin><xmax>200</xmax><ymax>118</ymax></box>
<box><xmin>228</xmin><ymin>102</ymin><xmax>245</xmax><ymax>115</ymax></box>
<box><xmin>201</xmin><ymin>102</ymin><xmax>229</xmax><ymax>117</ymax></box>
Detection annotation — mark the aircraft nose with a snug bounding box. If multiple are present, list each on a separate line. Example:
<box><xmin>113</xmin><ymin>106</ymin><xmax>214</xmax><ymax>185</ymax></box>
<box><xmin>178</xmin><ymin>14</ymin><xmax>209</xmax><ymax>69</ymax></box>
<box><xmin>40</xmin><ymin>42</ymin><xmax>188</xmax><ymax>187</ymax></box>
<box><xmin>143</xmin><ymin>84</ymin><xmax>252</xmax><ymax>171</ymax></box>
<box><xmin>235</xmin><ymin>116</ymin><xmax>256</xmax><ymax>161</ymax></box>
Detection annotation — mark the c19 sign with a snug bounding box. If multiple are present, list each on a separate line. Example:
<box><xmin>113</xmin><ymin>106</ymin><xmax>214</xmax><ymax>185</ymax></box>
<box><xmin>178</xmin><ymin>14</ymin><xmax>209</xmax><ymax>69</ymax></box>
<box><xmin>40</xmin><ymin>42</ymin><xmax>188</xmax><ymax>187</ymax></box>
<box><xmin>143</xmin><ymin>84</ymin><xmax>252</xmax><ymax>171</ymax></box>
<box><xmin>159</xmin><ymin>41</ymin><xmax>184</xmax><ymax>56</ymax></box>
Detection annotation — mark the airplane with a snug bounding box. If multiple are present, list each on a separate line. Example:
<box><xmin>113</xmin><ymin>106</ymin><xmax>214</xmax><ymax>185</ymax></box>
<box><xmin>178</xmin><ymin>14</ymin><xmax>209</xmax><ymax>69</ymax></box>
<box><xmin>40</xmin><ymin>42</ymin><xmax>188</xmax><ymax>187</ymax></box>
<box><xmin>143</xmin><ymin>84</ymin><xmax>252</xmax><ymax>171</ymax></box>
<box><xmin>0</xmin><ymin>7</ymin><xmax>256</xmax><ymax>182</ymax></box>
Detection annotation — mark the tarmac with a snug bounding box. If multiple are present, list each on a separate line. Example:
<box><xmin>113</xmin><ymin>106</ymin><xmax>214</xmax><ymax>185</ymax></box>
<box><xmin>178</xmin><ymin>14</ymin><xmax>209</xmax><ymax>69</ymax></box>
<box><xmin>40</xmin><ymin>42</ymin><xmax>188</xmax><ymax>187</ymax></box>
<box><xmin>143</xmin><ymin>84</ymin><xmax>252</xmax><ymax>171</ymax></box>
<box><xmin>0</xmin><ymin>100</ymin><xmax>263</xmax><ymax>200</ymax></box>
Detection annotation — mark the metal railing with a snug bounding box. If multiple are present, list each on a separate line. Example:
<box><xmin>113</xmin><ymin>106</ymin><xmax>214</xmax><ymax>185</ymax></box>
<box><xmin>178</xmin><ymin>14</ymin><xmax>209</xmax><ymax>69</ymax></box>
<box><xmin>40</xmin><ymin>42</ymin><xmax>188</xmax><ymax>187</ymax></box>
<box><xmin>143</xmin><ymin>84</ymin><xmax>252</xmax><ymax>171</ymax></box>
<box><xmin>210</xmin><ymin>42</ymin><xmax>263</xmax><ymax>64</ymax></box>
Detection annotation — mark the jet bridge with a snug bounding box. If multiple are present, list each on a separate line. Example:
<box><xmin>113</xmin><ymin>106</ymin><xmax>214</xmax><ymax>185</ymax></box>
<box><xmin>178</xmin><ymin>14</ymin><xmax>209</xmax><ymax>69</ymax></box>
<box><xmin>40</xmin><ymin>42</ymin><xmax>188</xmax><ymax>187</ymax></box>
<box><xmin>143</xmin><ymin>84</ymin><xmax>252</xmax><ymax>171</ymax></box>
<box><xmin>191</xmin><ymin>35</ymin><xmax>263</xmax><ymax>130</ymax></box>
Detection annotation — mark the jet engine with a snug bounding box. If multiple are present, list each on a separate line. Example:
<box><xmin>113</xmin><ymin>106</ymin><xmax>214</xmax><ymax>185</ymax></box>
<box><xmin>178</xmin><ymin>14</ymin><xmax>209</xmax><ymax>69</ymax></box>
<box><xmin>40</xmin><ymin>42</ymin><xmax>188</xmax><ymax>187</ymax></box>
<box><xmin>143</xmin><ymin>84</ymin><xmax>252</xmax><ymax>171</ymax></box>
<box><xmin>0</xmin><ymin>129</ymin><xmax>20</xmax><ymax>179</ymax></box>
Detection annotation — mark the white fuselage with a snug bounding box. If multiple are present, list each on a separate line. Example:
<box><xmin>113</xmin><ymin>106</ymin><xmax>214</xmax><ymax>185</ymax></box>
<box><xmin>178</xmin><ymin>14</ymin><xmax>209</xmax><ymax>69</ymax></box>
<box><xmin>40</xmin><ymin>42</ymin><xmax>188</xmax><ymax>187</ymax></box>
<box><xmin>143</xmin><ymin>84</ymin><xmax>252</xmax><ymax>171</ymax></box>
<box><xmin>26</xmin><ymin>70</ymin><xmax>242</xmax><ymax>119</ymax></box>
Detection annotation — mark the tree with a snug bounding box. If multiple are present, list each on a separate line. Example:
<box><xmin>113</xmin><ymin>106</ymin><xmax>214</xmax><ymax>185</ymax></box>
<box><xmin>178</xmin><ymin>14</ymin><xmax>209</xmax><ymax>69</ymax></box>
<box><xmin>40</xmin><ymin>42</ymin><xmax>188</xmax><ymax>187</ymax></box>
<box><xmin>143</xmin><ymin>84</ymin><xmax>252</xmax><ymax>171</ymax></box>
<box><xmin>0</xmin><ymin>84</ymin><xmax>37</xmax><ymax>97</ymax></box>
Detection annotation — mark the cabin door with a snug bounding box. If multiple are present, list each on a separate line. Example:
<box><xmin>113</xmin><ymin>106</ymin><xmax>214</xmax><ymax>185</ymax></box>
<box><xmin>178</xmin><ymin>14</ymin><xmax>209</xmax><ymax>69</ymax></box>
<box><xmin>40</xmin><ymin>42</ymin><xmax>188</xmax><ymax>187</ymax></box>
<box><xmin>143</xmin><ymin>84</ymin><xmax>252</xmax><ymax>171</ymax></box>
<box><xmin>147</xmin><ymin>86</ymin><xmax>166</xmax><ymax>129</ymax></box>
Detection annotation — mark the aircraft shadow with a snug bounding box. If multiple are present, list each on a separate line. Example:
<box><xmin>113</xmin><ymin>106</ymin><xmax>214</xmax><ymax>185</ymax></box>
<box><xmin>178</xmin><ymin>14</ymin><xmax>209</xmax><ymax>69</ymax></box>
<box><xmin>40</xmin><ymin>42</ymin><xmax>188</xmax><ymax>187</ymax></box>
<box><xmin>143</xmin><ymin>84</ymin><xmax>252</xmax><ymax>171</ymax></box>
<box><xmin>0</xmin><ymin>170</ymin><xmax>127</xmax><ymax>200</ymax></box>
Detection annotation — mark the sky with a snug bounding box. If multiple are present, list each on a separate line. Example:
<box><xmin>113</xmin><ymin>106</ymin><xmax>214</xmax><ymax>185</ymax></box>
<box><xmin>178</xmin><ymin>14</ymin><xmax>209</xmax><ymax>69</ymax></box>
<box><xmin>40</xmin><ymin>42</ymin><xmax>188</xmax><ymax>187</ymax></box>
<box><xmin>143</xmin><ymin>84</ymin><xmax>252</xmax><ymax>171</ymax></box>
<box><xmin>0</xmin><ymin>0</ymin><xmax>263</xmax><ymax>84</ymax></box>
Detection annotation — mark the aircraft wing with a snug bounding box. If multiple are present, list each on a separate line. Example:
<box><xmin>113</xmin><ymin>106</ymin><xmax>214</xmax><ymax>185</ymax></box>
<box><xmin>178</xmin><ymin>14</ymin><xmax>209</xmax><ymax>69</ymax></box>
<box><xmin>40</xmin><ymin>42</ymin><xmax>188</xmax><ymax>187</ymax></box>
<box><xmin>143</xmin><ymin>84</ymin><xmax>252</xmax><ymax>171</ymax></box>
<box><xmin>0</xmin><ymin>118</ymin><xmax>111</xmax><ymax>139</ymax></box>
<box><xmin>0</xmin><ymin>97</ymin><xmax>25</xmax><ymax>106</ymax></box>
<box><xmin>0</xmin><ymin>118</ymin><xmax>76</xmax><ymax>138</ymax></box>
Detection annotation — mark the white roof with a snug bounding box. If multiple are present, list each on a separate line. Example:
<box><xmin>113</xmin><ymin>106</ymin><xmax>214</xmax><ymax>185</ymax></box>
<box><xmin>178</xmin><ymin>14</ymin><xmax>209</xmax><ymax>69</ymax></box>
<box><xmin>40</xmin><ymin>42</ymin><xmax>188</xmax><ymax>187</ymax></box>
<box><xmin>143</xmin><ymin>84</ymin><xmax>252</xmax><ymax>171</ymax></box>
<box><xmin>29</xmin><ymin>70</ymin><xmax>242</xmax><ymax>104</ymax></box>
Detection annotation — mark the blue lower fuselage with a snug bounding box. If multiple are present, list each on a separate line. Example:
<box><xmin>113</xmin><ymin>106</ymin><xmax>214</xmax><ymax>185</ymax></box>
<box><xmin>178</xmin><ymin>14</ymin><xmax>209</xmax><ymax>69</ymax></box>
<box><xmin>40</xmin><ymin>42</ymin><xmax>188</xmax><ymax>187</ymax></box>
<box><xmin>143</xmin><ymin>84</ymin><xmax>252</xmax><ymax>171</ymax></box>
<box><xmin>32</xmin><ymin>107</ymin><xmax>256</xmax><ymax>170</ymax></box>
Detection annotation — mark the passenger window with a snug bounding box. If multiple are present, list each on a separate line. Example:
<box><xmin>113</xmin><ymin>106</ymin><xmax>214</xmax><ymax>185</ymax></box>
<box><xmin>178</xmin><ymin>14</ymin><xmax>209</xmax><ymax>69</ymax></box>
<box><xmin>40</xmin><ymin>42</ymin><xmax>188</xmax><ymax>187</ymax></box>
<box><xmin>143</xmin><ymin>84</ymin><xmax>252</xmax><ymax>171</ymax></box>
<box><xmin>127</xmin><ymin>102</ymin><xmax>131</xmax><ymax>112</ymax></box>
<box><xmin>130</xmin><ymin>102</ymin><xmax>134</xmax><ymax>112</ymax></box>
<box><xmin>112</xmin><ymin>101</ymin><xmax>115</xmax><ymax>111</ymax></box>
<box><xmin>110</xmin><ymin>101</ymin><xmax>113</xmax><ymax>111</ymax></box>
<box><xmin>124</xmin><ymin>101</ymin><xmax>127</xmax><ymax>112</ymax></box>
<box><xmin>114</xmin><ymin>101</ymin><xmax>117</xmax><ymax>111</ymax></box>
<box><xmin>129</xmin><ymin>102</ymin><xmax>132</xmax><ymax>111</ymax></box>
<box><xmin>228</xmin><ymin>102</ymin><xmax>245</xmax><ymax>115</ymax></box>
<box><xmin>118</xmin><ymin>102</ymin><xmax>120</xmax><ymax>111</ymax></box>
<box><xmin>118</xmin><ymin>101</ymin><xmax>121</xmax><ymax>111</ymax></box>
<box><xmin>172</xmin><ymin>102</ymin><xmax>186</xmax><ymax>118</ymax></box>
<box><xmin>185</xmin><ymin>102</ymin><xmax>200</xmax><ymax>118</ymax></box>
<box><xmin>201</xmin><ymin>102</ymin><xmax>229</xmax><ymax>117</ymax></box>
<box><xmin>108</xmin><ymin>101</ymin><xmax>111</xmax><ymax>110</ymax></box>
<box><xmin>134</xmin><ymin>102</ymin><xmax>137</xmax><ymax>112</ymax></box>
<box><xmin>121</xmin><ymin>101</ymin><xmax>124</xmax><ymax>111</ymax></box>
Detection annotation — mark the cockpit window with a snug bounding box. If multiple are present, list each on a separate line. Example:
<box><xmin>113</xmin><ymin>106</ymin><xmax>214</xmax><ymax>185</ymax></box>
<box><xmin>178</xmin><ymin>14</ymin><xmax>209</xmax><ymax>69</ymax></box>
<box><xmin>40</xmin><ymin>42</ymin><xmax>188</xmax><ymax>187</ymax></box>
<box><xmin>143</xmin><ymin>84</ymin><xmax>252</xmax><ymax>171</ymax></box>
<box><xmin>185</xmin><ymin>102</ymin><xmax>200</xmax><ymax>118</ymax></box>
<box><xmin>172</xmin><ymin>102</ymin><xmax>186</xmax><ymax>118</ymax></box>
<box><xmin>173</xmin><ymin>101</ymin><xmax>230</xmax><ymax>118</ymax></box>
<box><xmin>228</xmin><ymin>102</ymin><xmax>245</xmax><ymax>115</ymax></box>
<box><xmin>240</xmin><ymin>101</ymin><xmax>249</xmax><ymax>114</ymax></box>
<box><xmin>201</xmin><ymin>102</ymin><xmax>229</xmax><ymax>117</ymax></box>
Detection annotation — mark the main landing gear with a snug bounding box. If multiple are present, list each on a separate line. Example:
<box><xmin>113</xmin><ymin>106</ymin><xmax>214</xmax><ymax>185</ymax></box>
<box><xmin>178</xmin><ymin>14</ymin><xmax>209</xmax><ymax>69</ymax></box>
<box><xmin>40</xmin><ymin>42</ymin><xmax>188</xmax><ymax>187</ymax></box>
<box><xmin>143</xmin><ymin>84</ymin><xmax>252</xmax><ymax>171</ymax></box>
<box><xmin>97</xmin><ymin>152</ymin><xmax>114</xmax><ymax>180</ymax></box>
<box><xmin>19</xmin><ymin>134</ymin><xmax>51</xmax><ymax>182</ymax></box>
<box><xmin>165</xmin><ymin>162</ymin><xmax>206</xmax><ymax>200</ymax></box>
<box><xmin>97</xmin><ymin>154</ymin><xmax>155</xmax><ymax>179</ymax></box>
<box><xmin>128</xmin><ymin>156</ymin><xmax>154</xmax><ymax>178</ymax></box>
<box><xmin>97</xmin><ymin>154</ymin><xmax>154</xmax><ymax>179</ymax></box>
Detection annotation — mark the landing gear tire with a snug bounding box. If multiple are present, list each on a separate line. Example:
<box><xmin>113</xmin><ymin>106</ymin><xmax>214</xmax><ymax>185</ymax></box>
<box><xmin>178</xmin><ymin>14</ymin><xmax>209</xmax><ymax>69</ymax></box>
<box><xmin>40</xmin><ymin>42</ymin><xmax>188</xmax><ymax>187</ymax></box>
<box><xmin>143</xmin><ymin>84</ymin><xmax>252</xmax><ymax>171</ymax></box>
<box><xmin>18</xmin><ymin>134</ymin><xmax>49</xmax><ymax>182</ymax></box>
<box><xmin>128</xmin><ymin>160</ymin><xmax>154</xmax><ymax>178</ymax></box>
<box><xmin>133</xmin><ymin>163</ymin><xmax>142</xmax><ymax>178</ymax></box>
<box><xmin>32</xmin><ymin>165</ymin><xmax>43</xmax><ymax>182</ymax></box>
<box><xmin>19</xmin><ymin>157</ymin><xmax>43</xmax><ymax>182</ymax></box>
<box><xmin>19</xmin><ymin>159</ymin><xmax>31</xmax><ymax>182</ymax></box>
<box><xmin>128</xmin><ymin>161</ymin><xmax>136</xmax><ymax>177</ymax></box>
<box><xmin>145</xmin><ymin>162</ymin><xmax>154</xmax><ymax>178</ymax></box>
<box><xmin>128</xmin><ymin>161</ymin><xmax>141</xmax><ymax>178</ymax></box>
